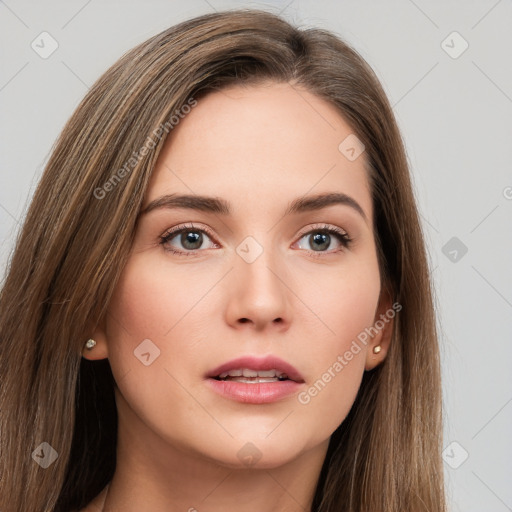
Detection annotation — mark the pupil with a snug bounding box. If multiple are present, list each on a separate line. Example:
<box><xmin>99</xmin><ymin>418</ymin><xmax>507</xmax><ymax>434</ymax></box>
<box><xmin>311</xmin><ymin>232</ymin><xmax>329</xmax><ymax>251</ymax></box>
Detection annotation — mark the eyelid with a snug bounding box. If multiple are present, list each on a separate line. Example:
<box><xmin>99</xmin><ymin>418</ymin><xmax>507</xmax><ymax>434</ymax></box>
<box><xmin>295</xmin><ymin>223</ymin><xmax>349</xmax><ymax>239</ymax></box>
<box><xmin>161</xmin><ymin>222</ymin><xmax>216</xmax><ymax>240</ymax></box>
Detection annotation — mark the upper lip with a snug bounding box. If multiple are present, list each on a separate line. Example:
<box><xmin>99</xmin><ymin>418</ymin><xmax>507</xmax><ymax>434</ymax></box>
<box><xmin>207</xmin><ymin>355</ymin><xmax>305</xmax><ymax>383</ymax></box>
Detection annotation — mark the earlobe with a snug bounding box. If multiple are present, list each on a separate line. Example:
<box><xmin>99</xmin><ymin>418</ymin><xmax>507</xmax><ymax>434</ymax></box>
<box><xmin>364</xmin><ymin>287</ymin><xmax>396</xmax><ymax>371</ymax></box>
<box><xmin>364</xmin><ymin>325</ymin><xmax>392</xmax><ymax>371</ymax></box>
<box><xmin>81</xmin><ymin>317</ymin><xmax>109</xmax><ymax>360</ymax></box>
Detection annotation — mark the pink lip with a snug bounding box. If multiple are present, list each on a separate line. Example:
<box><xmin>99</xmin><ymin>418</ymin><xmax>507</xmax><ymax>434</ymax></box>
<box><xmin>205</xmin><ymin>355</ymin><xmax>305</xmax><ymax>405</ymax></box>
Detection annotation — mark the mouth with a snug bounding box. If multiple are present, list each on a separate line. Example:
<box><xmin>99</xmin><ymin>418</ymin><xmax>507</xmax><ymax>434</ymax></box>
<box><xmin>205</xmin><ymin>354</ymin><xmax>305</xmax><ymax>403</ymax></box>
<box><xmin>212</xmin><ymin>368</ymin><xmax>293</xmax><ymax>384</ymax></box>
<box><xmin>206</xmin><ymin>355</ymin><xmax>305</xmax><ymax>384</ymax></box>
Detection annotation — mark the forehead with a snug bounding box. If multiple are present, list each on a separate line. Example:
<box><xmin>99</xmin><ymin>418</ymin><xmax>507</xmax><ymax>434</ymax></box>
<box><xmin>144</xmin><ymin>82</ymin><xmax>372</xmax><ymax>222</ymax></box>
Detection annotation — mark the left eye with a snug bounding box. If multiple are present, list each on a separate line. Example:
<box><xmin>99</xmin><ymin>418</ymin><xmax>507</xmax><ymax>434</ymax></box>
<box><xmin>295</xmin><ymin>227</ymin><xmax>352</xmax><ymax>253</ymax></box>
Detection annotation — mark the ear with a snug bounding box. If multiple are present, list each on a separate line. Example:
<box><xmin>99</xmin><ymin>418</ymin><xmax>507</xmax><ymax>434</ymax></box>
<box><xmin>81</xmin><ymin>314</ymin><xmax>109</xmax><ymax>360</ymax></box>
<box><xmin>364</xmin><ymin>284</ymin><xmax>396</xmax><ymax>371</ymax></box>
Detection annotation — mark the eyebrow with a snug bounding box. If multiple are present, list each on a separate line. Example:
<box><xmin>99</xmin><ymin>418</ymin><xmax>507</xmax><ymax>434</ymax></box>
<box><xmin>140</xmin><ymin>192</ymin><xmax>367</xmax><ymax>222</ymax></box>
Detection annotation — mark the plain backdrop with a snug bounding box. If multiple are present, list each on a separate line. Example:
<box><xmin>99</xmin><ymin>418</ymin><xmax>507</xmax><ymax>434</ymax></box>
<box><xmin>1</xmin><ymin>1</ymin><xmax>511</xmax><ymax>510</ymax></box>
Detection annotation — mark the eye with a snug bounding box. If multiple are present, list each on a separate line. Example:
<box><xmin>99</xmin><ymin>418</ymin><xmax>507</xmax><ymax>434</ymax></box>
<box><xmin>159</xmin><ymin>223</ymin><xmax>218</xmax><ymax>256</ymax></box>
<box><xmin>294</xmin><ymin>224</ymin><xmax>352</xmax><ymax>255</ymax></box>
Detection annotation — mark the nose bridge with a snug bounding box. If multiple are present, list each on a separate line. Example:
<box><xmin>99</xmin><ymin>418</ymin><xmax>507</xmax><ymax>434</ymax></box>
<box><xmin>226</xmin><ymin>232</ymin><xmax>292</xmax><ymax>329</ymax></box>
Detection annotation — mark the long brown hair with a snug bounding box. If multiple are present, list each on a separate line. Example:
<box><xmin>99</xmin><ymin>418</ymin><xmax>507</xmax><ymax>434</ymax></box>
<box><xmin>0</xmin><ymin>9</ymin><xmax>446</xmax><ymax>511</ymax></box>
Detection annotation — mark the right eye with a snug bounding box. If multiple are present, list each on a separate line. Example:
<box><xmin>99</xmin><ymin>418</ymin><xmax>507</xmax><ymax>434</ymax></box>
<box><xmin>159</xmin><ymin>223</ymin><xmax>219</xmax><ymax>256</ymax></box>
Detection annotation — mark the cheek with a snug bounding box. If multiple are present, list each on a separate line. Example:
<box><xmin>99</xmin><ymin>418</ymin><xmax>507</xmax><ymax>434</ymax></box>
<box><xmin>106</xmin><ymin>251</ymin><xmax>219</xmax><ymax>344</ymax></box>
<box><xmin>103</xmin><ymin>256</ymin><xmax>212</xmax><ymax>439</ymax></box>
<box><xmin>293</xmin><ymin>256</ymin><xmax>380</xmax><ymax>427</ymax></box>
<box><xmin>107</xmin><ymin>257</ymin><xmax>178</xmax><ymax>337</ymax></box>
<box><xmin>104</xmin><ymin>251</ymin><xmax>225</xmax><ymax>380</ymax></box>
<box><xmin>103</xmin><ymin>256</ymin><xmax>188</xmax><ymax>394</ymax></box>
<box><xmin>296</xmin><ymin>252</ymin><xmax>381</xmax><ymax>355</ymax></box>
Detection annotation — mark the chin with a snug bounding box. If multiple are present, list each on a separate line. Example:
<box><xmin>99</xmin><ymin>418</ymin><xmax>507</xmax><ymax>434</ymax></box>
<box><xmin>202</xmin><ymin>435</ymin><xmax>310</xmax><ymax>470</ymax></box>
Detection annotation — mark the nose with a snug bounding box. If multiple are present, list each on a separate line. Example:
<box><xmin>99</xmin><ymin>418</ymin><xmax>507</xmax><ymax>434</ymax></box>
<box><xmin>224</xmin><ymin>244</ymin><xmax>292</xmax><ymax>332</ymax></box>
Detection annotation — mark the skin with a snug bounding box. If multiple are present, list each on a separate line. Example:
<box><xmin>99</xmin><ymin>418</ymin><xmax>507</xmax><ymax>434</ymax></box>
<box><xmin>81</xmin><ymin>81</ymin><xmax>393</xmax><ymax>511</ymax></box>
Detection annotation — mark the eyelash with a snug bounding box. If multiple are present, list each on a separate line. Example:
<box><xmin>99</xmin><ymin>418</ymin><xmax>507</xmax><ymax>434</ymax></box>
<box><xmin>159</xmin><ymin>222</ymin><xmax>353</xmax><ymax>257</ymax></box>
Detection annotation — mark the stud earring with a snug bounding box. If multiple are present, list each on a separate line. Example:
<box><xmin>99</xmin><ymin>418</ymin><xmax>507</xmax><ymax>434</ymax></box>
<box><xmin>373</xmin><ymin>345</ymin><xmax>381</xmax><ymax>354</ymax></box>
<box><xmin>85</xmin><ymin>339</ymin><xmax>96</xmax><ymax>350</ymax></box>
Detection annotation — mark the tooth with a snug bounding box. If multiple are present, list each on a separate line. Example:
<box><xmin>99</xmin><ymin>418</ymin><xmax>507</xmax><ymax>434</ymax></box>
<box><xmin>216</xmin><ymin>369</ymin><xmax>290</xmax><ymax>380</ymax></box>
<box><xmin>257</xmin><ymin>369</ymin><xmax>276</xmax><ymax>377</ymax></box>
<box><xmin>229</xmin><ymin>377</ymin><xmax>279</xmax><ymax>383</ymax></box>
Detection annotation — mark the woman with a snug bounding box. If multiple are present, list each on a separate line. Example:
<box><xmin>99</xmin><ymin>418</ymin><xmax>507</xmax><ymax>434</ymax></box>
<box><xmin>0</xmin><ymin>9</ymin><xmax>447</xmax><ymax>512</ymax></box>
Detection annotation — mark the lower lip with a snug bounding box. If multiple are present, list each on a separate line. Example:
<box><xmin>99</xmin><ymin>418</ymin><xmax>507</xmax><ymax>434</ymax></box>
<box><xmin>206</xmin><ymin>378</ymin><xmax>304</xmax><ymax>404</ymax></box>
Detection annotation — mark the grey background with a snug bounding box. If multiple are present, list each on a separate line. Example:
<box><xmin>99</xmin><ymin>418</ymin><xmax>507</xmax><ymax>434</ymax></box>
<box><xmin>1</xmin><ymin>1</ymin><xmax>511</xmax><ymax>510</ymax></box>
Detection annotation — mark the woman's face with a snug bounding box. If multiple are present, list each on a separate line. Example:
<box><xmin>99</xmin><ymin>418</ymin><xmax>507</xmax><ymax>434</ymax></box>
<box><xmin>94</xmin><ymin>82</ymin><xmax>391</xmax><ymax>469</ymax></box>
